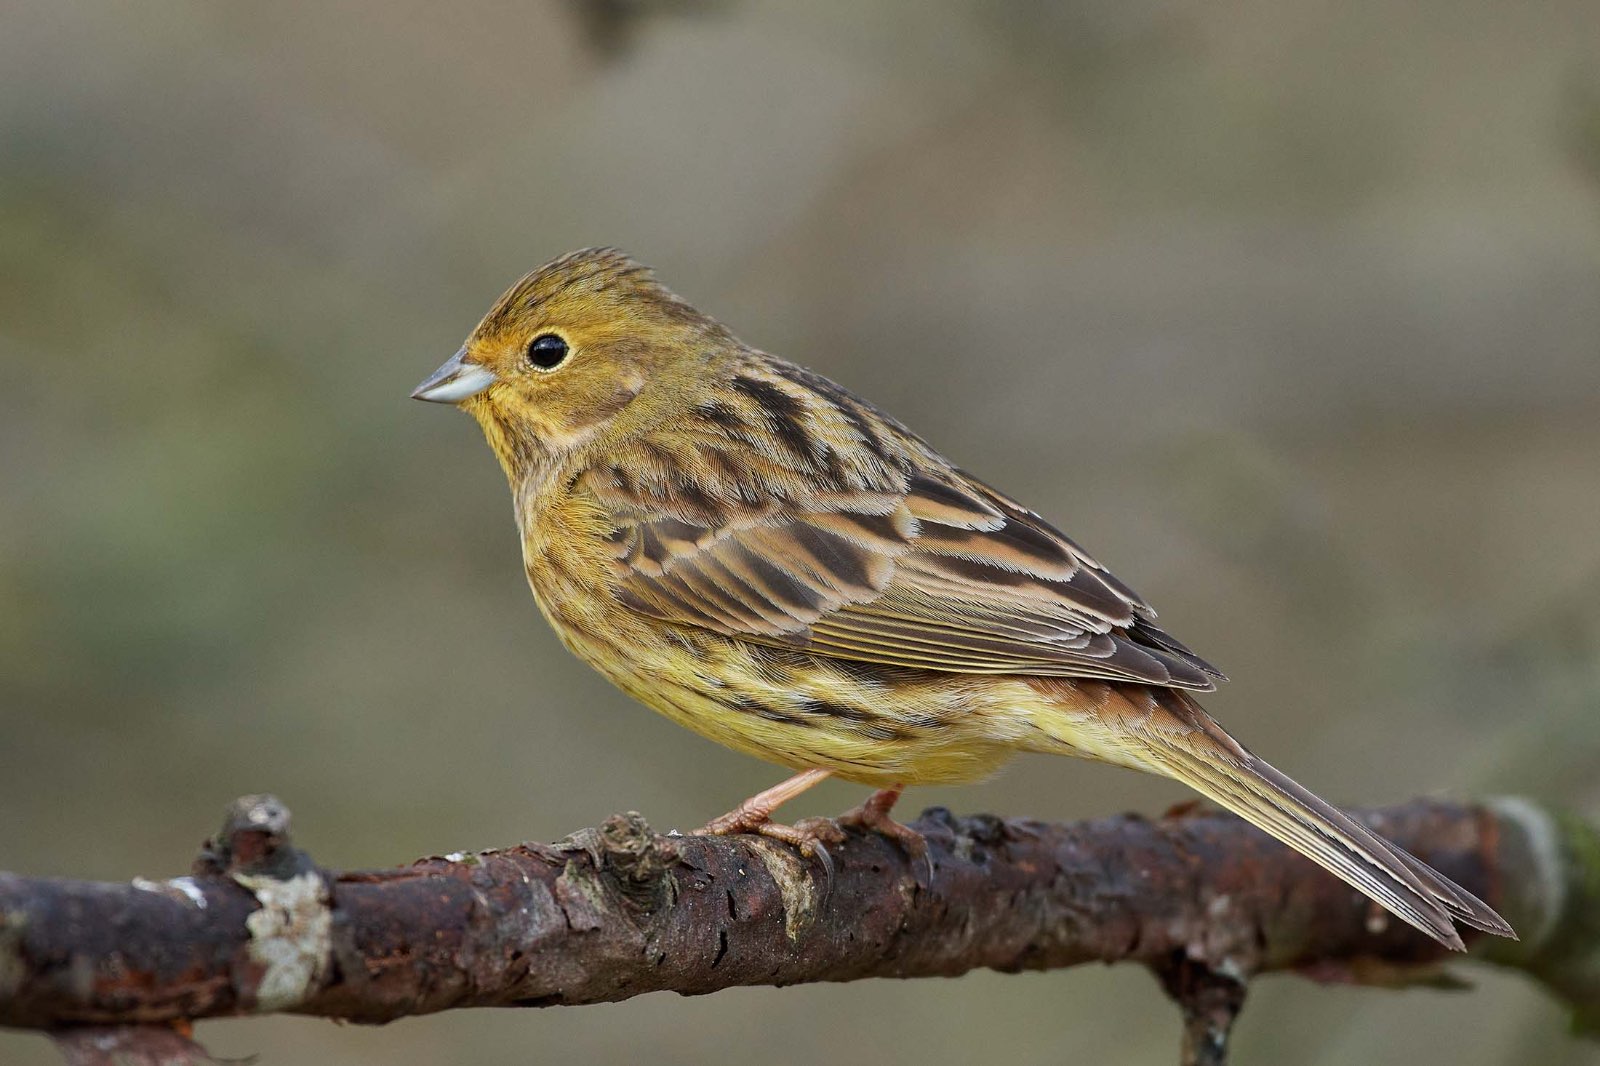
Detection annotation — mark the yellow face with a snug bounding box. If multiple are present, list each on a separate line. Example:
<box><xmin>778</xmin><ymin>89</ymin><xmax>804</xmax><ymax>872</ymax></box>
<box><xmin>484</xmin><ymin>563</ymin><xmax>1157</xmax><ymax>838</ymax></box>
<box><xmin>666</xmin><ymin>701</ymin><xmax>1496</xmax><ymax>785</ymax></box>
<box><xmin>413</xmin><ymin>248</ymin><xmax>726</xmax><ymax>465</ymax></box>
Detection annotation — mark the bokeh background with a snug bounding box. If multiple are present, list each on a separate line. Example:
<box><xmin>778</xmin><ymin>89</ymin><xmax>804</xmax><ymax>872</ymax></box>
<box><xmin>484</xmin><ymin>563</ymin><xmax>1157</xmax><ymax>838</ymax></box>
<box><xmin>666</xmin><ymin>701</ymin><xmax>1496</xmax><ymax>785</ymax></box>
<box><xmin>4</xmin><ymin>2</ymin><xmax>1599</xmax><ymax>1063</ymax></box>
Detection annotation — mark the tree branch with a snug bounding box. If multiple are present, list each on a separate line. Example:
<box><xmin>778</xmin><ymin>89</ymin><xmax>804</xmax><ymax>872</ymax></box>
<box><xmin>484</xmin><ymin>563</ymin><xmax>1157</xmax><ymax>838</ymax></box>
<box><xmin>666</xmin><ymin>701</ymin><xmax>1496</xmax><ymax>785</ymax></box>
<box><xmin>3</xmin><ymin>794</ymin><xmax>1597</xmax><ymax>1064</ymax></box>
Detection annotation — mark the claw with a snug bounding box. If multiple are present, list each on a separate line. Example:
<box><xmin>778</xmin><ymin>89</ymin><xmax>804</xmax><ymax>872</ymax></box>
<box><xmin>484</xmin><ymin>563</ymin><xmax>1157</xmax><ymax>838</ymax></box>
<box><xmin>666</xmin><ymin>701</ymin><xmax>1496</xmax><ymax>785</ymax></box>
<box><xmin>690</xmin><ymin>774</ymin><xmax>931</xmax><ymax>900</ymax></box>
<box><xmin>801</xmin><ymin>838</ymin><xmax>835</xmax><ymax>900</ymax></box>
<box><xmin>903</xmin><ymin>833</ymin><xmax>935</xmax><ymax>890</ymax></box>
<box><xmin>693</xmin><ymin>770</ymin><xmax>843</xmax><ymax>900</ymax></box>
<box><xmin>695</xmin><ymin>809</ymin><xmax>839</xmax><ymax>900</ymax></box>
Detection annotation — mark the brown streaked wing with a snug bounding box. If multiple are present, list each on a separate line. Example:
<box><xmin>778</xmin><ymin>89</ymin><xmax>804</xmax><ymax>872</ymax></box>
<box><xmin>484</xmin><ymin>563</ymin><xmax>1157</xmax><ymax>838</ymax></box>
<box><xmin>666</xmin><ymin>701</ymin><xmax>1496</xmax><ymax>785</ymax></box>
<box><xmin>599</xmin><ymin>470</ymin><xmax>917</xmax><ymax>642</ymax></box>
<box><xmin>592</xmin><ymin>450</ymin><xmax>1224</xmax><ymax>689</ymax></box>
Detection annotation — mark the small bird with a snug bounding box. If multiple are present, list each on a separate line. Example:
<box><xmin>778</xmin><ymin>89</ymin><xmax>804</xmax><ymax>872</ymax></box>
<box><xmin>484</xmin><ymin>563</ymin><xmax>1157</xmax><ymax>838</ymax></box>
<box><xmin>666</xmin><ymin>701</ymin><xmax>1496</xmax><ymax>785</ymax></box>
<box><xmin>413</xmin><ymin>248</ymin><xmax>1513</xmax><ymax>950</ymax></box>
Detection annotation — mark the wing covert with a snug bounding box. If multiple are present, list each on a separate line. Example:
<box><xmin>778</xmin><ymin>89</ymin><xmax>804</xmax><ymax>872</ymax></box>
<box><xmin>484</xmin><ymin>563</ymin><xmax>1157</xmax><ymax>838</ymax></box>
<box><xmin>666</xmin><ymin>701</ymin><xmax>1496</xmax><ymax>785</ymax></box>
<box><xmin>581</xmin><ymin>363</ymin><xmax>1224</xmax><ymax>690</ymax></box>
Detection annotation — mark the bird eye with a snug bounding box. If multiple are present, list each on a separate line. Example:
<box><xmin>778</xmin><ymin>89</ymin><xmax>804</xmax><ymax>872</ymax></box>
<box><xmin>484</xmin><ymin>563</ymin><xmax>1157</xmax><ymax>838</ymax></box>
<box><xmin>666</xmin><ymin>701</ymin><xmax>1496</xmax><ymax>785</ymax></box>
<box><xmin>526</xmin><ymin>333</ymin><xmax>569</xmax><ymax>370</ymax></box>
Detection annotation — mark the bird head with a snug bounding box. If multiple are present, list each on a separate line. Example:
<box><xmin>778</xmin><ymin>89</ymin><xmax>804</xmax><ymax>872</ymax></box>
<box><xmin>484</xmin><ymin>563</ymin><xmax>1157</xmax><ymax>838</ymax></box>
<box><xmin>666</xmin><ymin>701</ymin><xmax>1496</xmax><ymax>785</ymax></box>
<box><xmin>413</xmin><ymin>248</ymin><xmax>728</xmax><ymax>476</ymax></box>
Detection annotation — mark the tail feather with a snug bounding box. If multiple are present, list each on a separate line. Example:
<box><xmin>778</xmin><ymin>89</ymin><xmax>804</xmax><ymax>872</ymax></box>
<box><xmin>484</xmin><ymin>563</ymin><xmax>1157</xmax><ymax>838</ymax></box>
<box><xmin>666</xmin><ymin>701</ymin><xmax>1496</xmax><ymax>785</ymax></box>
<box><xmin>1132</xmin><ymin>699</ymin><xmax>1515</xmax><ymax>949</ymax></box>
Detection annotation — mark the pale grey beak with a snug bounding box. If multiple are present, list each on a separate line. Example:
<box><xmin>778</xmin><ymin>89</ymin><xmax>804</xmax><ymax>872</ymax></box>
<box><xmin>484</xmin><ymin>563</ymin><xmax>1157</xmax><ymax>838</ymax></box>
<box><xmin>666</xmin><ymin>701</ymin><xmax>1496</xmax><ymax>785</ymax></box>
<box><xmin>411</xmin><ymin>347</ymin><xmax>497</xmax><ymax>403</ymax></box>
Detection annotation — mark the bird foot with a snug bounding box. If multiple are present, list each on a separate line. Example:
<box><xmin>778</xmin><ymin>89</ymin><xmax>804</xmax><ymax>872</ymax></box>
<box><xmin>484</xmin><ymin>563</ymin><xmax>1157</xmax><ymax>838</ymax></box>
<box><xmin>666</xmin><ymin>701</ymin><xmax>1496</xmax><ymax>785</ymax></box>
<box><xmin>836</xmin><ymin>787</ymin><xmax>923</xmax><ymax>846</ymax></box>
<box><xmin>696</xmin><ymin>807</ymin><xmax>837</xmax><ymax>885</ymax></box>
<box><xmin>692</xmin><ymin>780</ymin><xmax>931</xmax><ymax>891</ymax></box>
<box><xmin>800</xmin><ymin>787</ymin><xmax>934</xmax><ymax>887</ymax></box>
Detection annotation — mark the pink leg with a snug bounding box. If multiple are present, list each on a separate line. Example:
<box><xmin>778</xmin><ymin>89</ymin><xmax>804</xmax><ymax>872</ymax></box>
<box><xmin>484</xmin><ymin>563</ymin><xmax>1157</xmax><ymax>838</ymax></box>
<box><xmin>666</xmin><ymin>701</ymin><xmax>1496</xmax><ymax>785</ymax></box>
<box><xmin>697</xmin><ymin>768</ymin><xmax>833</xmax><ymax>844</ymax></box>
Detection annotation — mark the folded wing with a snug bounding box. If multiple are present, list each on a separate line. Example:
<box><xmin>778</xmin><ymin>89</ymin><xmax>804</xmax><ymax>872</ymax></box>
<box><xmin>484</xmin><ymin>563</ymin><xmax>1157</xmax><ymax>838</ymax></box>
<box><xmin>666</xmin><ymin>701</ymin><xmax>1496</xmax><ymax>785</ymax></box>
<box><xmin>590</xmin><ymin>445</ymin><xmax>1223</xmax><ymax>689</ymax></box>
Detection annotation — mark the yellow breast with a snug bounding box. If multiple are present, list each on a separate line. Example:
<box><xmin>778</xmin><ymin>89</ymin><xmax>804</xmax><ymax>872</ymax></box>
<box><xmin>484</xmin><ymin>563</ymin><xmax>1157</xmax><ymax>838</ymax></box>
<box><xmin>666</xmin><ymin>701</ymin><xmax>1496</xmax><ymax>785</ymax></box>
<box><xmin>515</xmin><ymin>483</ymin><xmax>1043</xmax><ymax>786</ymax></box>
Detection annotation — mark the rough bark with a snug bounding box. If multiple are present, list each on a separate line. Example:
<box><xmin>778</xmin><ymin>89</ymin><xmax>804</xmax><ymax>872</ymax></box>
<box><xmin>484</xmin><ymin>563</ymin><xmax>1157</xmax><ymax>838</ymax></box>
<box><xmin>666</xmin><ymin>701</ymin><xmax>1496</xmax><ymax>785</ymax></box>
<box><xmin>2</xmin><ymin>794</ymin><xmax>1597</xmax><ymax>1064</ymax></box>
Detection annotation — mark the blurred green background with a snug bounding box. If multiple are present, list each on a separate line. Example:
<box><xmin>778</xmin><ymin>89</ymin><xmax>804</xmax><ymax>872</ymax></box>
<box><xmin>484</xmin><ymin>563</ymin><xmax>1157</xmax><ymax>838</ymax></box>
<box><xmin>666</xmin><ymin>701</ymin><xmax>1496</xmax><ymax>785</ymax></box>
<box><xmin>3</xmin><ymin>2</ymin><xmax>1599</xmax><ymax>1063</ymax></box>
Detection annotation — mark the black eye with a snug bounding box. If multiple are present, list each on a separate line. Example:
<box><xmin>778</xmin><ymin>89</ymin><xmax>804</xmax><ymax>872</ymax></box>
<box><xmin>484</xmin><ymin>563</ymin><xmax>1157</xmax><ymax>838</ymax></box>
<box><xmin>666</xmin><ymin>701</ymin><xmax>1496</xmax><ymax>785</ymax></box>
<box><xmin>526</xmin><ymin>333</ymin><xmax>569</xmax><ymax>370</ymax></box>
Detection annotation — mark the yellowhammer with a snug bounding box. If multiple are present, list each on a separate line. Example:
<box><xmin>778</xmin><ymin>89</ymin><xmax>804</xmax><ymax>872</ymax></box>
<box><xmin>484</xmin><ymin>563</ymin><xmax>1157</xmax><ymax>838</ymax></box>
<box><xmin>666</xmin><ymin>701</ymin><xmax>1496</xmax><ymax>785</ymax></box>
<box><xmin>412</xmin><ymin>248</ymin><xmax>1513</xmax><ymax>950</ymax></box>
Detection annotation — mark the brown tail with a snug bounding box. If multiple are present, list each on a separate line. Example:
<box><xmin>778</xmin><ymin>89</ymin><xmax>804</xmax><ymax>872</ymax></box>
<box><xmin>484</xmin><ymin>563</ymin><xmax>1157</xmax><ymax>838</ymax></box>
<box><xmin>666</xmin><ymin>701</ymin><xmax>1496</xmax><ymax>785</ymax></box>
<box><xmin>1130</xmin><ymin>692</ymin><xmax>1515</xmax><ymax>951</ymax></box>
